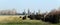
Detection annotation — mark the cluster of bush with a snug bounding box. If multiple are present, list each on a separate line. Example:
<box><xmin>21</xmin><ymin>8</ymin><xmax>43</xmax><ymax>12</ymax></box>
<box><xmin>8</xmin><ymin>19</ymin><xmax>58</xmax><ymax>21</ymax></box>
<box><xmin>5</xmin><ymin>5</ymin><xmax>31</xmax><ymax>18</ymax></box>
<box><xmin>28</xmin><ymin>11</ymin><xmax>60</xmax><ymax>23</ymax></box>
<box><xmin>22</xmin><ymin>9</ymin><xmax>60</xmax><ymax>24</ymax></box>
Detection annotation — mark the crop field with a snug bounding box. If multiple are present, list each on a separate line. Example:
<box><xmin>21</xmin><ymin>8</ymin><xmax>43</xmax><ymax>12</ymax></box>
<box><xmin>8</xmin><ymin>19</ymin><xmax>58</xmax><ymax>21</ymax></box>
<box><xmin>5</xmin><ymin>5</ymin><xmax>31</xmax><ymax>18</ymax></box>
<box><xmin>0</xmin><ymin>15</ymin><xmax>60</xmax><ymax>25</ymax></box>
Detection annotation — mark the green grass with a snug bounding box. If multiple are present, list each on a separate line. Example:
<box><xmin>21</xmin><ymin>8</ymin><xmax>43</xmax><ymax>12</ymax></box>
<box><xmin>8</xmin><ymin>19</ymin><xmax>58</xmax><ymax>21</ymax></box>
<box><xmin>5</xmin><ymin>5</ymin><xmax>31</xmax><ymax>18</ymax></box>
<box><xmin>0</xmin><ymin>20</ymin><xmax>59</xmax><ymax>25</ymax></box>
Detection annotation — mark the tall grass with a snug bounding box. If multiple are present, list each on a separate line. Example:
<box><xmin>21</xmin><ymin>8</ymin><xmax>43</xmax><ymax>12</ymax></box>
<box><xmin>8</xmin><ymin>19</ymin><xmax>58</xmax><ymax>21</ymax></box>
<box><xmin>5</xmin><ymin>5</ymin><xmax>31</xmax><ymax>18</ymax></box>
<box><xmin>0</xmin><ymin>15</ymin><xmax>59</xmax><ymax>25</ymax></box>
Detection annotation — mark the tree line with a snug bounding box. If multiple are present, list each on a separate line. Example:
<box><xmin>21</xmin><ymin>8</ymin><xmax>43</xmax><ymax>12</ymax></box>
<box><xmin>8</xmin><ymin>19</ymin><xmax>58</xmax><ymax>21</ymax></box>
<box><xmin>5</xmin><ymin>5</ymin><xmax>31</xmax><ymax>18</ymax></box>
<box><xmin>22</xmin><ymin>9</ymin><xmax>60</xmax><ymax>24</ymax></box>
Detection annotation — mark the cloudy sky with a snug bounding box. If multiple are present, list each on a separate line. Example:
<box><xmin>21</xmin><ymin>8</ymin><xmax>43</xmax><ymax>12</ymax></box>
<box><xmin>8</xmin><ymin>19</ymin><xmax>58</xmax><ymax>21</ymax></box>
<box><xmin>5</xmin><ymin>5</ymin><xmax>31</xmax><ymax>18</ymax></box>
<box><xmin>0</xmin><ymin>0</ymin><xmax>60</xmax><ymax>13</ymax></box>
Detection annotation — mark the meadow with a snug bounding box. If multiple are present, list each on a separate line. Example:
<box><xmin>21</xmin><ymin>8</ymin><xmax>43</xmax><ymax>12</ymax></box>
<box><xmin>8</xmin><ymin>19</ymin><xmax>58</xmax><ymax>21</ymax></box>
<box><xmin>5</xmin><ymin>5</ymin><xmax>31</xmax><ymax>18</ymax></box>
<box><xmin>0</xmin><ymin>15</ymin><xmax>60</xmax><ymax>25</ymax></box>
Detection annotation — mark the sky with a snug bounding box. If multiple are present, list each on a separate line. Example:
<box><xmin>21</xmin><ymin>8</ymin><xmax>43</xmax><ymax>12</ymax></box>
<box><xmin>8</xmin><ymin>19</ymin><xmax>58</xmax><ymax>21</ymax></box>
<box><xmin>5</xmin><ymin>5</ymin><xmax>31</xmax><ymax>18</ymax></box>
<box><xmin>0</xmin><ymin>0</ymin><xmax>60</xmax><ymax>13</ymax></box>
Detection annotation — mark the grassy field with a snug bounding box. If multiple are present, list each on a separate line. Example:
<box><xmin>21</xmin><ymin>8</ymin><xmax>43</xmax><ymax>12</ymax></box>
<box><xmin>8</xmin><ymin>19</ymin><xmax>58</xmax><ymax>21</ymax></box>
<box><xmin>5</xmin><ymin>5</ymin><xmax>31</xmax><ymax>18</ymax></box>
<box><xmin>0</xmin><ymin>15</ymin><xmax>59</xmax><ymax>25</ymax></box>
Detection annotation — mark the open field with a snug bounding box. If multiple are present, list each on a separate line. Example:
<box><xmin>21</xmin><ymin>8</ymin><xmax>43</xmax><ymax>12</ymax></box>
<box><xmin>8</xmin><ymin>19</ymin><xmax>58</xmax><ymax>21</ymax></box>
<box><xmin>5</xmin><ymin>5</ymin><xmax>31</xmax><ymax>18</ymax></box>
<box><xmin>0</xmin><ymin>15</ymin><xmax>59</xmax><ymax>25</ymax></box>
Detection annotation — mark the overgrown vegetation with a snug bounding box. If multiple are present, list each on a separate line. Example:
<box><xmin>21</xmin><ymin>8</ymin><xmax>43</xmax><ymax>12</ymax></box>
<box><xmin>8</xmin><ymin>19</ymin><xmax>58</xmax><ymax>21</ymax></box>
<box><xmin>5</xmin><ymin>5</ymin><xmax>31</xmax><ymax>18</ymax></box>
<box><xmin>0</xmin><ymin>15</ymin><xmax>60</xmax><ymax>25</ymax></box>
<box><xmin>27</xmin><ymin>9</ymin><xmax>60</xmax><ymax>24</ymax></box>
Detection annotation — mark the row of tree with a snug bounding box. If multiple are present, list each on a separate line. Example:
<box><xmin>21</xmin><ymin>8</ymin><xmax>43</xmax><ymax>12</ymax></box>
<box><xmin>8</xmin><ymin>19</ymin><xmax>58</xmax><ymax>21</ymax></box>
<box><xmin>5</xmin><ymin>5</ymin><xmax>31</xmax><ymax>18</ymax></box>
<box><xmin>22</xmin><ymin>9</ymin><xmax>60</xmax><ymax>24</ymax></box>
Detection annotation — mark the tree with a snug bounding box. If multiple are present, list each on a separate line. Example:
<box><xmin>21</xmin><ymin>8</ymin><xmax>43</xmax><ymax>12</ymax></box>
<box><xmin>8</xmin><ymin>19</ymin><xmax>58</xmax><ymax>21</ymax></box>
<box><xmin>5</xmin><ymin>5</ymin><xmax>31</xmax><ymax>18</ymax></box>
<box><xmin>28</xmin><ymin>9</ymin><xmax>31</xmax><ymax>15</ymax></box>
<box><xmin>38</xmin><ymin>9</ymin><xmax>40</xmax><ymax>14</ymax></box>
<box><xmin>44</xmin><ymin>9</ymin><xmax>60</xmax><ymax>23</ymax></box>
<box><xmin>23</xmin><ymin>9</ymin><xmax>26</xmax><ymax>15</ymax></box>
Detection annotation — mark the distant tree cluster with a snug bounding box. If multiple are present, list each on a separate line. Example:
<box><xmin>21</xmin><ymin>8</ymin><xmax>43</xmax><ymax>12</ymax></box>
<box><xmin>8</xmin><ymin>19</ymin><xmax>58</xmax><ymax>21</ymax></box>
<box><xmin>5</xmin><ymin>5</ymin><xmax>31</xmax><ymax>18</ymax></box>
<box><xmin>0</xmin><ymin>9</ymin><xmax>16</xmax><ymax>15</ymax></box>
<box><xmin>23</xmin><ymin>9</ymin><xmax>60</xmax><ymax>24</ymax></box>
